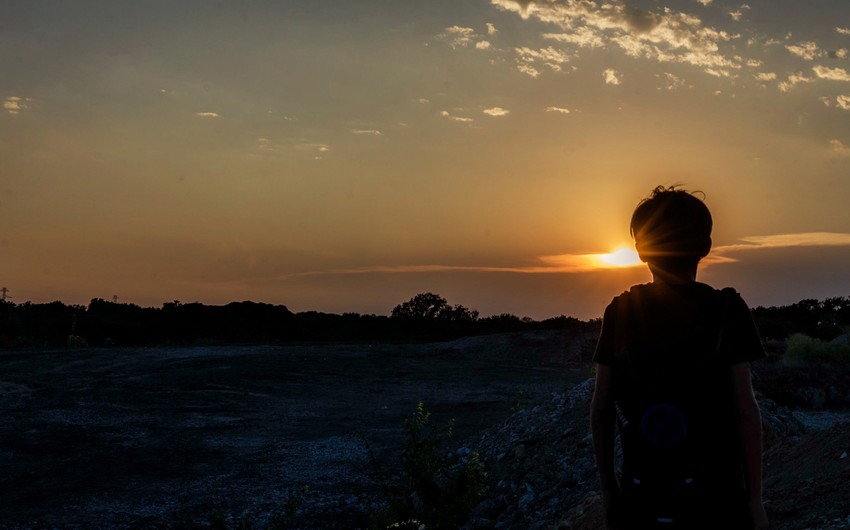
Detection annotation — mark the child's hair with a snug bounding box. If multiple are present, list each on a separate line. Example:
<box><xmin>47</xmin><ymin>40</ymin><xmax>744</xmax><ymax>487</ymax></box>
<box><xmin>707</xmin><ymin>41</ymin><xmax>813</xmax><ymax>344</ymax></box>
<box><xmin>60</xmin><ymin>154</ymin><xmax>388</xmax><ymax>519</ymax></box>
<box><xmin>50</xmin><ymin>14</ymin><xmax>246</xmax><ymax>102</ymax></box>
<box><xmin>630</xmin><ymin>185</ymin><xmax>712</xmax><ymax>269</ymax></box>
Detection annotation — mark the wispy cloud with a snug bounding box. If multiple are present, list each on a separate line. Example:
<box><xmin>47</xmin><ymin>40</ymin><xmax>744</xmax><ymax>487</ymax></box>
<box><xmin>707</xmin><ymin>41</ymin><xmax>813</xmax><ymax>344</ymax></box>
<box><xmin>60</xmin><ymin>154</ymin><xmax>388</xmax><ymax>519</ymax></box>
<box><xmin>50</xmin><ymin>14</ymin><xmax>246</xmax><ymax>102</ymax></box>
<box><xmin>476</xmin><ymin>41</ymin><xmax>492</xmax><ymax>50</ymax></box>
<box><xmin>543</xmin><ymin>28</ymin><xmax>604</xmax><ymax>49</ymax></box>
<box><xmin>254</xmin><ymin>138</ymin><xmax>331</xmax><ymax>159</ymax></box>
<box><xmin>273</xmin><ymin>232</ymin><xmax>850</xmax><ymax>281</ymax></box>
<box><xmin>3</xmin><ymin>96</ymin><xmax>29</xmax><ymax>115</ymax></box>
<box><xmin>658</xmin><ymin>72</ymin><xmax>689</xmax><ymax>90</ymax></box>
<box><xmin>483</xmin><ymin>107</ymin><xmax>510</xmax><ymax>117</ymax></box>
<box><xmin>515</xmin><ymin>46</ymin><xmax>572</xmax><ymax>77</ymax></box>
<box><xmin>707</xmin><ymin>232</ymin><xmax>850</xmax><ymax>264</ymax></box>
<box><xmin>437</xmin><ymin>25</ymin><xmax>476</xmax><ymax>49</ymax></box>
<box><xmin>486</xmin><ymin>22</ymin><xmax>498</xmax><ymax>35</ymax></box>
<box><xmin>546</xmin><ymin>106</ymin><xmax>572</xmax><ymax>114</ymax></box>
<box><xmin>440</xmin><ymin>110</ymin><xmax>474</xmax><ymax>123</ymax></box>
<box><xmin>603</xmin><ymin>68</ymin><xmax>622</xmax><ymax>85</ymax></box>
<box><xmin>837</xmin><ymin>27</ymin><xmax>850</xmax><ymax>36</ymax></box>
<box><xmin>492</xmin><ymin>0</ymin><xmax>744</xmax><ymax>79</ymax></box>
<box><xmin>728</xmin><ymin>4</ymin><xmax>750</xmax><ymax>22</ymax></box>
<box><xmin>829</xmin><ymin>139</ymin><xmax>850</xmax><ymax>155</ymax></box>
<box><xmin>196</xmin><ymin>112</ymin><xmax>221</xmax><ymax>118</ymax></box>
<box><xmin>778</xmin><ymin>72</ymin><xmax>814</xmax><ymax>92</ymax></box>
<box><xmin>812</xmin><ymin>65</ymin><xmax>850</xmax><ymax>82</ymax></box>
<box><xmin>351</xmin><ymin>129</ymin><xmax>383</xmax><ymax>136</ymax></box>
<box><xmin>786</xmin><ymin>41</ymin><xmax>820</xmax><ymax>61</ymax></box>
<box><xmin>837</xmin><ymin>95</ymin><xmax>850</xmax><ymax>110</ymax></box>
<box><xmin>754</xmin><ymin>72</ymin><xmax>777</xmax><ymax>82</ymax></box>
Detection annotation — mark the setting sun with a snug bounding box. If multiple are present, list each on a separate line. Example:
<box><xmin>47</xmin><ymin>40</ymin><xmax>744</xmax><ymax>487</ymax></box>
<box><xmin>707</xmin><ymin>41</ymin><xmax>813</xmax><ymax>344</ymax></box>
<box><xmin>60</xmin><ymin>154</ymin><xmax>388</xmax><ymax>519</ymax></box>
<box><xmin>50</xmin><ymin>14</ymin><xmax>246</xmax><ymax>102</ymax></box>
<box><xmin>598</xmin><ymin>247</ymin><xmax>642</xmax><ymax>268</ymax></box>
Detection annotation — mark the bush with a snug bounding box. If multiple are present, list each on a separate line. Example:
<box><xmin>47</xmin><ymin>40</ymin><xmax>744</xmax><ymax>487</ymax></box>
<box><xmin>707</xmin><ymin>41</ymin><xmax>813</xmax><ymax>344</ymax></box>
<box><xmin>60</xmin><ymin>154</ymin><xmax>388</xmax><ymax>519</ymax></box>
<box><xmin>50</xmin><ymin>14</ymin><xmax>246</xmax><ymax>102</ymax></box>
<box><xmin>784</xmin><ymin>333</ymin><xmax>850</xmax><ymax>365</ymax></box>
<box><xmin>366</xmin><ymin>402</ymin><xmax>486</xmax><ymax>529</ymax></box>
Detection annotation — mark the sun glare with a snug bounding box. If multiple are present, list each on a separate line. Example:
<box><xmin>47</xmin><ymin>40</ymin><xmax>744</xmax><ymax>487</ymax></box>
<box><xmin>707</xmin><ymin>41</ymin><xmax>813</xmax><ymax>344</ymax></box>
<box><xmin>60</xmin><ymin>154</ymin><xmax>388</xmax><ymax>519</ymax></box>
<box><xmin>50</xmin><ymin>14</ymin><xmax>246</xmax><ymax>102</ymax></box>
<box><xmin>598</xmin><ymin>246</ymin><xmax>642</xmax><ymax>267</ymax></box>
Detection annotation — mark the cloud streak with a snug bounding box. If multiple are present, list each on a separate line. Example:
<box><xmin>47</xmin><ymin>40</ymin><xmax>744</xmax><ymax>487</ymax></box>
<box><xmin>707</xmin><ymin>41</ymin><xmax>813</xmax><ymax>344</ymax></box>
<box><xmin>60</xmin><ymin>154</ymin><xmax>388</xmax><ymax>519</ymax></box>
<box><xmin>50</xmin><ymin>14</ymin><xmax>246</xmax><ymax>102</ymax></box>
<box><xmin>3</xmin><ymin>96</ymin><xmax>29</xmax><ymax>115</ymax></box>
<box><xmin>274</xmin><ymin>232</ymin><xmax>850</xmax><ymax>280</ymax></box>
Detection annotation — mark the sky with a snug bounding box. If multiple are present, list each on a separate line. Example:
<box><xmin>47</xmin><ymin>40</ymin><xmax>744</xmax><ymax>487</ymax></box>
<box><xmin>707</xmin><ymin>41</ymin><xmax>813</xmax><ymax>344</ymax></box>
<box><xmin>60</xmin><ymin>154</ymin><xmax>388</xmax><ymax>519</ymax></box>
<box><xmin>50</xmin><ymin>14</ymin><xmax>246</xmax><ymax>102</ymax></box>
<box><xmin>1</xmin><ymin>0</ymin><xmax>849</xmax><ymax>320</ymax></box>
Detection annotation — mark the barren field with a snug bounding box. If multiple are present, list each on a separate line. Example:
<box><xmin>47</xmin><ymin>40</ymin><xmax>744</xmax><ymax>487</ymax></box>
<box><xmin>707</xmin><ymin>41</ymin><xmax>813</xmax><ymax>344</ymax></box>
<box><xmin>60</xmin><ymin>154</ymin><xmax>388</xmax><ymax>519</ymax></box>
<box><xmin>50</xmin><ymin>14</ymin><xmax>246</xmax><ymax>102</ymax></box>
<box><xmin>2</xmin><ymin>329</ymin><xmax>848</xmax><ymax>529</ymax></box>
<box><xmin>0</xmin><ymin>330</ymin><xmax>589</xmax><ymax>529</ymax></box>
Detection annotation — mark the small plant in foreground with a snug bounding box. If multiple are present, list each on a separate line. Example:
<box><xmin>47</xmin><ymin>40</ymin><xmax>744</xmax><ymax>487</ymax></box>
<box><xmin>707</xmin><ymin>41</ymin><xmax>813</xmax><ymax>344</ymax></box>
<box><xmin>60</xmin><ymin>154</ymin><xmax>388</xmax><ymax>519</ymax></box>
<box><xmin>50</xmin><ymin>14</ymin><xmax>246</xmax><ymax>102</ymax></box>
<box><xmin>364</xmin><ymin>402</ymin><xmax>486</xmax><ymax>530</ymax></box>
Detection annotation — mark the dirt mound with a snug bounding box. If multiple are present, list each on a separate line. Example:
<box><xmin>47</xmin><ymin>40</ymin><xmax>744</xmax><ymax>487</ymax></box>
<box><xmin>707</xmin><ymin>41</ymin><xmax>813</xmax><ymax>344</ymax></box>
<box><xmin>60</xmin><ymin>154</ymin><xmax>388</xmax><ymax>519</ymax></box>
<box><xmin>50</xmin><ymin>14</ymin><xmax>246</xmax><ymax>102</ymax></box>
<box><xmin>464</xmin><ymin>379</ymin><xmax>850</xmax><ymax>530</ymax></box>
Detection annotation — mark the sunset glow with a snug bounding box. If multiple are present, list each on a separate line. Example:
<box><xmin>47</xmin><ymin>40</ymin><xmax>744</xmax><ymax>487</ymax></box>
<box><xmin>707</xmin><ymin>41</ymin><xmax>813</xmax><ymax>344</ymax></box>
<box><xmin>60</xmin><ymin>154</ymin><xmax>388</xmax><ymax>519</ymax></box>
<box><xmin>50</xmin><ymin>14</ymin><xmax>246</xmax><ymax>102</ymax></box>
<box><xmin>2</xmin><ymin>1</ymin><xmax>850</xmax><ymax>319</ymax></box>
<box><xmin>598</xmin><ymin>247</ymin><xmax>643</xmax><ymax>268</ymax></box>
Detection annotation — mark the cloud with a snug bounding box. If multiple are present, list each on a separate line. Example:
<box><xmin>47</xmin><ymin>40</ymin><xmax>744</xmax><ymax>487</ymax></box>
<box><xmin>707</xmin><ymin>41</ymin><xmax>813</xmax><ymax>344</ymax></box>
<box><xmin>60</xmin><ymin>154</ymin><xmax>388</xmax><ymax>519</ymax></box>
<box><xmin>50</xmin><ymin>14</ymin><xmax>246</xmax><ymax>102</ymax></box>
<box><xmin>517</xmin><ymin>64</ymin><xmax>541</xmax><ymax>78</ymax></box>
<box><xmin>728</xmin><ymin>4</ymin><xmax>750</xmax><ymax>22</ymax></box>
<box><xmin>543</xmin><ymin>28</ymin><xmax>605</xmax><ymax>48</ymax></box>
<box><xmin>3</xmin><ymin>96</ymin><xmax>29</xmax><ymax>115</ymax></box>
<box><xmin>754</xmin><ymin>72</ymin><xmax>777</xmax><ymax>81</ymax></box>
<box><xmin>273</xmin><ymin>232</ymin><xmax>850</xmax><ymax>282</ymax></box>
<box><xmin>837</xmin><ymin>95</ymin><xmax>850</xmax><ymax>110</ymax></box>
<box><xmin>828</xmin><ymin>49</ymin><xmax>848</xmax><ymax>59</ymax></box>
<box><xmin>515</xmin><ymin>46</ymin><xmax>572</xmax><ymax>77</ymax></box>
<box><xmin>476</xmin><ymin>41</ymin><xmax>492</xmax><ymax>50</ymax></box>
<box><xmin>830</xmin><ymin>139</ymin><xmax>850</xmax><ymax>154</ymax></box>
<box><xmin>546</xmin><ymin>106</ymin><xmax>571</xmax><ymax>114</ymax></box>
<box><xmin>196</xmin><ymin>112</ymin><xmax>221</xmax><ymax>118</ymax></box>
<box><xmin>785</xmin><ymin>41</ymin><xmax>820</xmax><ymax>61</ymax></box>
<box><xmin>438</xmin><ymin>26</ymin><xmax>477</xmax><ymax>49</ymax></box>
<box><xmin>603</xmin><ymin>68</ymin><xmax>622</xmax><ymax>85</ymax></box>
<box><xmin>696</xmin><ymin>0</ymin><xmax>713</xmax><ymax>5</ymax></box>
<box><xmin>483</xmin><ymin>107</ymin><xmax>510</xmax><ymax>117</ymax></box>
<box><xmin>812</xmin><ymin>65</ymin><xmax>850</xmax><ymax>82</ymax></box>
<box><xmin>487</xmin><ymin>22</ymin><xmax>498</xmax><ymax>35</ymax></box>
<box><xmin>351</xmin><ymin>129</ymin><xmax>383</xmax><ymax>136</ymax></box>
<box><xmin>440</xmin><ymin>110</ymin><xmax>474</xmax><ymax>123</ymax></box>
<box><xmin>837</xmin><ymin>27</ymin><xmax>850</xmax><ymax>36</ymax></box>
<box><xmin>491</xmin><ymin>0</ymin><xmax>743</xmax><ymax>78</ymax></box>
<box><xmin>293</xmin><ymin>142</ymin><xmax>331</xmax><ymax>153</ymax></box>
<box><xmin>778</xmin><ymin>72</ymin><xmax>814</xmax><ymax>92</ymax></box>
<box><xmin>708</xmin><ymin>232</ymin><xmax>850</xmax><ymax>264</ymax></box>
<box><xmin>658</xmin><ymin>72</ymin><xmax>688</xmax><ymax>90</ymax></box>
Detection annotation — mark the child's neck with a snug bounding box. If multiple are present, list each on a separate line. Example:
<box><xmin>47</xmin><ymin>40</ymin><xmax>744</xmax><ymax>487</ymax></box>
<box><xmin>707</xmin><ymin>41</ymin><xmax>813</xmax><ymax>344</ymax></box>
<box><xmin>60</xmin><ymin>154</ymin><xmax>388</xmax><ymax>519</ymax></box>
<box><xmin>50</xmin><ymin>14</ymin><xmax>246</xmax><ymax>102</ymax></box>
<box><xmin>648</xmin><ymin>263</ymin><xmax>698</xmax><ymax>284</ymax></box>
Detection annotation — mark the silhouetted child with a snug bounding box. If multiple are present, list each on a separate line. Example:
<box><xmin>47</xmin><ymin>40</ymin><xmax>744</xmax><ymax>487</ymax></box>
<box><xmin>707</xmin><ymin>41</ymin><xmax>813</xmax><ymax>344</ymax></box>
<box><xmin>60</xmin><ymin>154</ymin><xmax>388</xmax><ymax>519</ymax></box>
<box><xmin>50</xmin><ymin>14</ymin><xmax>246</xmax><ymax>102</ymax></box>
<box><xmin>591</xmin><ymin>186</ymin><xmax>768</xmax><ymax>529</ymax></box>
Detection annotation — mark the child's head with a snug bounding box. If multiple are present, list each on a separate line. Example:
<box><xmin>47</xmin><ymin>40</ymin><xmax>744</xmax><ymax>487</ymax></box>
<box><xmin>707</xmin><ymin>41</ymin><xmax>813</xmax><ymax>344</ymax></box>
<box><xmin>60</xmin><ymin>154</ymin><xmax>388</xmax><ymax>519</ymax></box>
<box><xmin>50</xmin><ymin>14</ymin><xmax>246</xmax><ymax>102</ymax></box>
<box><xmin>630</xmin><ymin>186</ymin><xmax>712</xmax><ymax>272</ymax></box>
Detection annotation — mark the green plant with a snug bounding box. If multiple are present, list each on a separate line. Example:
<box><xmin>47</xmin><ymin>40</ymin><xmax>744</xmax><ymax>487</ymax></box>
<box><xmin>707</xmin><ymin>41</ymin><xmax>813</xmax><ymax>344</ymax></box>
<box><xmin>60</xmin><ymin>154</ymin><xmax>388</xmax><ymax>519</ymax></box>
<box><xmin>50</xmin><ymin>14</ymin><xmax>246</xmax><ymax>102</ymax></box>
<box><xmin>784</xmin><ymin>333</ymin><xmax>850</xmax><ymax>365</ymax></box>
<box><xmin>364</xmin><ymin>402</ymin><xmax>486</xmax><ymax>530</ymax></box>
<box><xmin>268</xmin><ymin>485</ymin><xmax>310</xmax><ymax>529</ymax></box>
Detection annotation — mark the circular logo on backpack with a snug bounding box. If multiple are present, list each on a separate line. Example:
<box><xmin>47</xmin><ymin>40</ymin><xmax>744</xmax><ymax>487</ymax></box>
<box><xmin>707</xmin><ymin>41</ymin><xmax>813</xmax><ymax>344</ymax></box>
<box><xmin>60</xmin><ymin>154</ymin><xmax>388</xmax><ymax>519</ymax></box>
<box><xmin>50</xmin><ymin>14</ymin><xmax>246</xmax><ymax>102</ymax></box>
<box><xmin>640</xmin><ymin>403</ymin><xmax>687</xmax><ymax>448</ymax></box>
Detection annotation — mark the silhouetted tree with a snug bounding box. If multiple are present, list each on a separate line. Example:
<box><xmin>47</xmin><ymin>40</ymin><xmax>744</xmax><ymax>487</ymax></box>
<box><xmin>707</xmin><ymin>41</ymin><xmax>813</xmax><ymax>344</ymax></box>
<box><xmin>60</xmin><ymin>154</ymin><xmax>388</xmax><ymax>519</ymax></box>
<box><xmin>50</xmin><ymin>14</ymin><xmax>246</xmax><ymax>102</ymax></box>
<box><xmin>391</xmin><ymin>293</ymin><xmax>478</xmax><ymax>322</ymax></box>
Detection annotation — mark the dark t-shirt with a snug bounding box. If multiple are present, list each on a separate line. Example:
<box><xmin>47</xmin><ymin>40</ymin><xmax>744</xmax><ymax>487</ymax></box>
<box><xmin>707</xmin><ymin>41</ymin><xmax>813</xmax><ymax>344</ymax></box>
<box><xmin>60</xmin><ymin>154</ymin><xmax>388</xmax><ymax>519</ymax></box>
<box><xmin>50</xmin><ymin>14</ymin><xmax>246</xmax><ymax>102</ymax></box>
<box><xmin>593</xmin><ymin>281</ymin><xmax>764</xmax><ymax>488</ymax></box>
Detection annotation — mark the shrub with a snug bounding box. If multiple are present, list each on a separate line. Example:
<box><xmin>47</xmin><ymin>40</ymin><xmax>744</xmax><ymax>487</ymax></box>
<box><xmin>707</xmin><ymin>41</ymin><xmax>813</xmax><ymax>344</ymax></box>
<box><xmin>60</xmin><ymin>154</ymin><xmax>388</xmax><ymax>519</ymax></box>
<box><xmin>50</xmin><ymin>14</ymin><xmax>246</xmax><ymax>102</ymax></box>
<box><xmin>366</xmin><ymin>402</ymin><xmax>486</xmax><ymax>529</ymax></box>
<box><xmin>783</xmin><ymin>333</ymin><xmax>850</xmax><ymax>365</ymax></box>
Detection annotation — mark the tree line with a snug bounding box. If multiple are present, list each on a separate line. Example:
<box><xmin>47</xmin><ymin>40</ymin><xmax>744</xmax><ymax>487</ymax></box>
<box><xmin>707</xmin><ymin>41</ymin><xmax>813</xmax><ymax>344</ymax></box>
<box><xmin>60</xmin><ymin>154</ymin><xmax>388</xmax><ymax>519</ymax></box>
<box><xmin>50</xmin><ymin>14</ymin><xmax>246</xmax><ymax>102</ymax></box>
<box><xmin>0</xmin><ymin>293</ymin><xmax>591</xmax><ymax>348</ymax></box>
<box><xmin>0</xmin><ymin>292</ymin><xmax>846</xmax><ymax>348</ymax></box>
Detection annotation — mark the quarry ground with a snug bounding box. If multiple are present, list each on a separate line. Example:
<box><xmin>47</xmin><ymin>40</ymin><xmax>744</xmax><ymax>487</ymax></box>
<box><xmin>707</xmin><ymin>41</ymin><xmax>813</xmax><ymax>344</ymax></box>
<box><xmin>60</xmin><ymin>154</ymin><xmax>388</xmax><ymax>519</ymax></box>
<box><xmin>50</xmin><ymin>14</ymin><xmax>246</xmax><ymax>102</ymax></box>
<box><xmin>0</xmin><ymin>330</ymin><xmax>848</xmax><ymax>529</ymax></box>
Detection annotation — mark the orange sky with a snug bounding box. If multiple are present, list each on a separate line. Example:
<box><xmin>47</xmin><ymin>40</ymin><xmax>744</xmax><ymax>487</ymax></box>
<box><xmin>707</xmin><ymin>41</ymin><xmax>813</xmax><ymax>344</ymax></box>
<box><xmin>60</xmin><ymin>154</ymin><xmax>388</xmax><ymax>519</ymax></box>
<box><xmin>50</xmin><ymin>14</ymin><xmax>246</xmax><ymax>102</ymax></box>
<box><xmin>2</xmin><ymin>0</ymin><xmax>850</xmax><ymax>319</ymax></box>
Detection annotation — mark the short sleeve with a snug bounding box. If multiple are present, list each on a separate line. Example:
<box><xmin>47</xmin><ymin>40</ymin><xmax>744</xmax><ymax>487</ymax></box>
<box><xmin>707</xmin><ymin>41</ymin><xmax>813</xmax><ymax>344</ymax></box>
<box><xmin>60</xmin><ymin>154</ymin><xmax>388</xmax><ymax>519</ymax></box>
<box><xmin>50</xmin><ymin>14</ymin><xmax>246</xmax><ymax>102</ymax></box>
<box><xmin>592</xmin><ymin>299</ymin><xmax>619</xmax><ymax>366</ymax></box>
<box><xmin>719</xmin><ymin>292</ymin><xmax>765</xmax><ymax>365</ymax></box>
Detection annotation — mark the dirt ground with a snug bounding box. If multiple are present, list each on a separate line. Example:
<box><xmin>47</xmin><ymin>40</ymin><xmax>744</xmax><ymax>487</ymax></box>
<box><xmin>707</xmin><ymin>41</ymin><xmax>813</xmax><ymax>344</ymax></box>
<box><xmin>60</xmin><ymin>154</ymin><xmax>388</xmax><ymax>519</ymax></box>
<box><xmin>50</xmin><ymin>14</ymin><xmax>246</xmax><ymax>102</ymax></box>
<box><xmin>0</xmin><ymin>331</ymin><xmax>848</xmax><ymax>529</ymax></box>
<box><xmin>0</xmin><ymin>330</ymin><xmax>589</xmax><ymax>529</ymax></box>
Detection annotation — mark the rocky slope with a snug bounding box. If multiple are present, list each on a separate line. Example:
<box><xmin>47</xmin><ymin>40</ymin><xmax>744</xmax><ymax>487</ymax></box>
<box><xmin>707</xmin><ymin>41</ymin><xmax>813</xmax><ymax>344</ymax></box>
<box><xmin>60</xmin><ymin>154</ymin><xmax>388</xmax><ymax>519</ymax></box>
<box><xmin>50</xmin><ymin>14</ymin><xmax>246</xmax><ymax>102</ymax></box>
<box><xmin>462</xmin><ymin>379</ymin><xmax>850</xmax><ymax>530</ymax></box>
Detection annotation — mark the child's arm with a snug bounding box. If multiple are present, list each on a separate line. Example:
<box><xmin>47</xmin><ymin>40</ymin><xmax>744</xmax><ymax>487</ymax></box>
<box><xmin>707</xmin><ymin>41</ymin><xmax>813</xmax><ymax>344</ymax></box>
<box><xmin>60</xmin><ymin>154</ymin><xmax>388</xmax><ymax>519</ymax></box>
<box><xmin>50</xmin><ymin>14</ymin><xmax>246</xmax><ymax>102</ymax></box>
<box><xmin>591</xmin><ymin>364</ymin><xmax>620</xmax><ymax>528</ymax></box>
<box><xmin>731</xmin><ymin>362</ymin><xmax>769</xmax><ymax>529</ymax></box>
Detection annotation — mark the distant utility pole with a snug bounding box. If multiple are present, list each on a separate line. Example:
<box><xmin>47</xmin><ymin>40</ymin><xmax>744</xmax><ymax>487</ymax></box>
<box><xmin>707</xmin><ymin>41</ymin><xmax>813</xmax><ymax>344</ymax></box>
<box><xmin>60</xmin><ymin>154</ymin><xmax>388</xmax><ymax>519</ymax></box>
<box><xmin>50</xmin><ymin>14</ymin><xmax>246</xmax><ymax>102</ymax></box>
<box><xmin>0</xmin><ymin>287</ymin><xmax>10</xmax><ymax>301</ymax></box>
